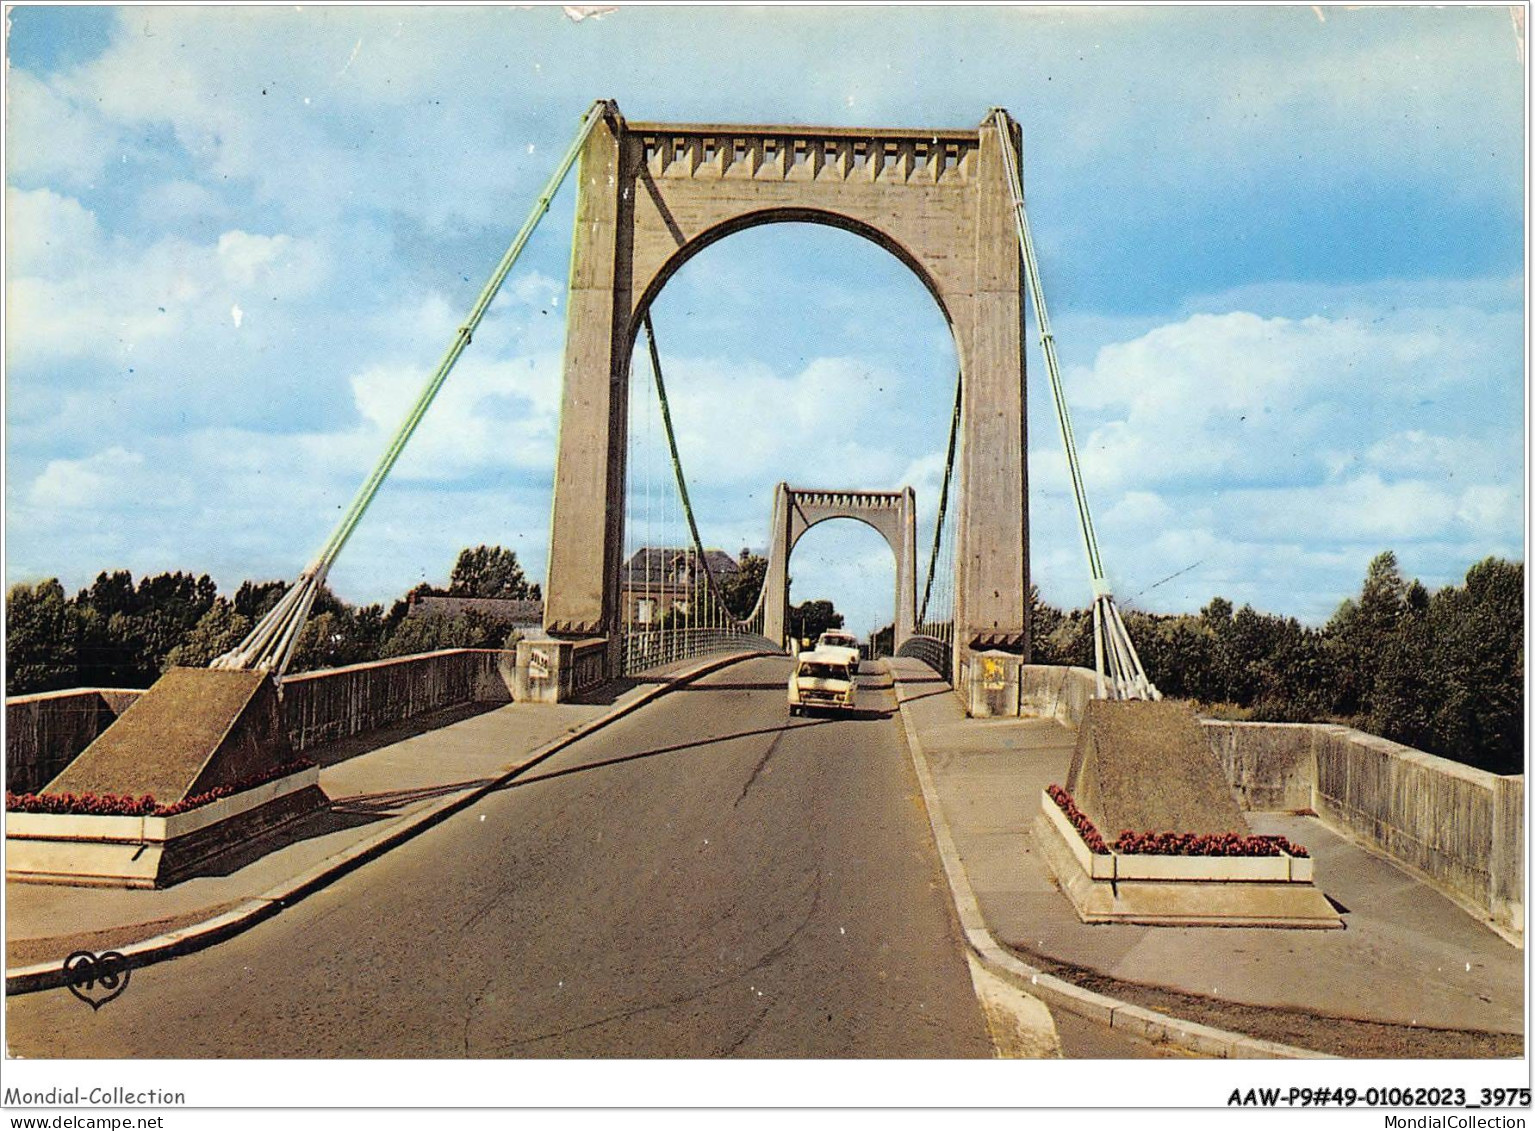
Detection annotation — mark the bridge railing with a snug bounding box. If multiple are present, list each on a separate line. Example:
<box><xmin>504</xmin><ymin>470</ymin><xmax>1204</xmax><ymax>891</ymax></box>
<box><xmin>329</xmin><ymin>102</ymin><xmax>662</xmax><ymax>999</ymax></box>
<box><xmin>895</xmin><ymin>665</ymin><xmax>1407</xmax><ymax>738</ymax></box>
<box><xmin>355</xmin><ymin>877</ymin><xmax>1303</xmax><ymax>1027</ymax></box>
<box><xmin>895</xmin><ymin>634</ymin><xmax>952</xmax><ymax>680</ymax></box>
<box><xmin>621</xmin><ymin>628</ymin><xmax>780</xmax><ymax>676</ymax></box>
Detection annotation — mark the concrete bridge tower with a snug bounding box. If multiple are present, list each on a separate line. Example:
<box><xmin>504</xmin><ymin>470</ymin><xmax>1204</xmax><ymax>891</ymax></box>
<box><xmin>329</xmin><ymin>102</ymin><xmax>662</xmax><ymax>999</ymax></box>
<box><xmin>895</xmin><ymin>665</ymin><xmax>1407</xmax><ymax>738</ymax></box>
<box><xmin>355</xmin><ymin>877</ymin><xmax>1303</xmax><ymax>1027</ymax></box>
<box><xmin>541</xmin><ymin>102</ymin><xmax>1028</xmax><ymax>690</ymax></box>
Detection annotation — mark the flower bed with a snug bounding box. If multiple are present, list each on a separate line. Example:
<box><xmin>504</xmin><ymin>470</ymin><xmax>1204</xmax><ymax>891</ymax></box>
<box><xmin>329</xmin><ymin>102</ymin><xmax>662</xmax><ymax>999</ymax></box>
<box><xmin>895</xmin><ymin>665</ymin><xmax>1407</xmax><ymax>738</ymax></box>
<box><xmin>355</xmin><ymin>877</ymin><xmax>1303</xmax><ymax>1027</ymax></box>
<box><xmin>1046</xmin><ymin>784</ymin><xmax>1308</xmax><ymax>858</ymax></box>
<box><xmin>1045</xmin><ymin>783</ymin><xmax>1109</xmax><ymax>853</ymax></box>
<box><xmin>6</xmin><ymin>760</ymin><xmax>316</xmax><ymax>817</ymax></box>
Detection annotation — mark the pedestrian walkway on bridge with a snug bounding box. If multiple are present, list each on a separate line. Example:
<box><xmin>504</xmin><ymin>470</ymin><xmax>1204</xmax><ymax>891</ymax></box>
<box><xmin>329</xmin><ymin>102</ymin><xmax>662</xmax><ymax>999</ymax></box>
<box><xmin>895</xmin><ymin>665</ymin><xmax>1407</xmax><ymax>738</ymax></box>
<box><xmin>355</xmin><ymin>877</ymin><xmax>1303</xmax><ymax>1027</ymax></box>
<box><xmin>886</xmin><ymin>657</ymin><xmax>1523</xmax><ymax>1059</ymax></box>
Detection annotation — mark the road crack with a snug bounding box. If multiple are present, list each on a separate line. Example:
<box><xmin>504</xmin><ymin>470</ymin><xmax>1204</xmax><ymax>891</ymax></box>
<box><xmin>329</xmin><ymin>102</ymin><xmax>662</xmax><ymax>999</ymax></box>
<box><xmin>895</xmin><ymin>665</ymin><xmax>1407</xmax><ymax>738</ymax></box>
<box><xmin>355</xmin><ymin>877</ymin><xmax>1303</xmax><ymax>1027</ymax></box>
<box><xmin>484</xmin><ymin>870</ymin><xmax>825</xmax><ymax>1056</ymax></box>
<box><xmin>733</xmin><ymin>725</ymin><xmax>789</xmax><ymax>809</ymax></box>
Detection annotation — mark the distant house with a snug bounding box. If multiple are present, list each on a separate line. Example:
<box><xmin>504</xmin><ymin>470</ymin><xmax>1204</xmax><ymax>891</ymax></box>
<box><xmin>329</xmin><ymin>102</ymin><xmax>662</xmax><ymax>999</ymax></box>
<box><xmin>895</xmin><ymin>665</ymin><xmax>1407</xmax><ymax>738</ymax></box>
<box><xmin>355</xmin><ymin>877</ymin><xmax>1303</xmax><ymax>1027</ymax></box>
<box><xmin>406</xmin><ymin>595</ymin><xmax>544</xmax><ymax>632</ymax></box>
<box><xmin>620</xmin><ymin>548</ymin><xmax>739</xmax><ymax>625</ymax></box>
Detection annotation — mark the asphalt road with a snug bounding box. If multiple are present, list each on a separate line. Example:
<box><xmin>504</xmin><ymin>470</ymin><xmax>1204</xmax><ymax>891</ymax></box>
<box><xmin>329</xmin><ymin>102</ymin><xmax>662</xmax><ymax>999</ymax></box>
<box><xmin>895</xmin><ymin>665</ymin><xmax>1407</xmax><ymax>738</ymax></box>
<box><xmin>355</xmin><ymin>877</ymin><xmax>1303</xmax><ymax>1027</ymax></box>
<box><xmin>5</xmin><ymin>655</ymin><xmax>994</xmax><ymax>1058</ymax></box>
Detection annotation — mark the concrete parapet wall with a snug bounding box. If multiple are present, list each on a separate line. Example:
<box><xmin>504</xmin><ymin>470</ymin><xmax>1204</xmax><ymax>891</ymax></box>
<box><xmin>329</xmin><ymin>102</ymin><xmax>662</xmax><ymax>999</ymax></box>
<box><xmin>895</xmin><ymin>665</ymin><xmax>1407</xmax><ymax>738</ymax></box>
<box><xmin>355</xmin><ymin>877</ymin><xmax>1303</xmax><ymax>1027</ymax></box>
<box><xmin>1491</xmin><ymin>775</ymin><xmax>1524</xmax><ymax>938</ymax></box>
<box><xmin>1312</xmin><ymin>726</ymin><xmax>1501</xmax><ymax>931</ymax></box>
<box><xmin>6</xmin><ymin>650</ymin><xmax>517</xmax><ymax>790</ymax></box>
<box><xmin>1016</xmin><ymin>664</ymin><xmax>1099</xmax><ymax>726</ymax></box>
<box><xmin>1203</xmin><ymin>717</ymin><xmax>1523</xmax><ymax>945</ymax></box>
<box><xmin>282</xmin><ymin>649</ymin><xmax>514</xmax><ymax>752</ymax></box>
<box><xmin>5</xmin><ymin>688</ymin><xmax>144</xmax><ymax>793</ymax></box>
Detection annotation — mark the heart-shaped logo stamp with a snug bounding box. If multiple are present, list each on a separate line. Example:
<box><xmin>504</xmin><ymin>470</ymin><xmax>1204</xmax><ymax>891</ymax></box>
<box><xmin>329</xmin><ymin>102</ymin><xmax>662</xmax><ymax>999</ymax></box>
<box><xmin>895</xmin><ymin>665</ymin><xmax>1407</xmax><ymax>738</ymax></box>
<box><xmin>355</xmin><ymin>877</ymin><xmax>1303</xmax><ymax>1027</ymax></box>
<box><xmin>63</xmin><ymin>950</ymin><xmax>131</xmax><ymax>1011</ymax></box>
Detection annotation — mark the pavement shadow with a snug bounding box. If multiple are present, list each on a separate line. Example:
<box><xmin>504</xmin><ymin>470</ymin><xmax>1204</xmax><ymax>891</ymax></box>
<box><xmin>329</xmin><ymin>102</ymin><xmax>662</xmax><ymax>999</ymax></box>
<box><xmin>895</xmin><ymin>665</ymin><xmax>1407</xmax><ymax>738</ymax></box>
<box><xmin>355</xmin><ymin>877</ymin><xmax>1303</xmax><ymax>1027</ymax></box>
<box><xmin>189</xmin><ymin>804</ymin><xmax>390</xmax><ymax>878</ymax></box>
<box><xmin>895</xmin><ymin>686</ymin><xmax>955</xmax><ymax>707</ymax></box>
<box><xmin>570</xmin><ymin>676</ymin><xmax>669</xmax><ymax>706</ymax></box>
<box><xmin>328</xmin><ymin>779</ymin><xmax>497</xmax><ymax>816</ymax></box>
<box><xmin>671</xmin><ymin>681</ymin><xmax>787</xmax><ymax>692</ymax></box>
<box><xmin>304</xmin><ymin>702</ymin><xmax>505</xmax><ymax>770</ymax></box>
<box><xmin>495</xmin><ymin>717</ymin><xmax>845</xmax><ymax>791</ymax></box>
<box><xmin>823</xmin><ymin>707</ymin><xmax>893</xmax><ymax>721</ymax></box>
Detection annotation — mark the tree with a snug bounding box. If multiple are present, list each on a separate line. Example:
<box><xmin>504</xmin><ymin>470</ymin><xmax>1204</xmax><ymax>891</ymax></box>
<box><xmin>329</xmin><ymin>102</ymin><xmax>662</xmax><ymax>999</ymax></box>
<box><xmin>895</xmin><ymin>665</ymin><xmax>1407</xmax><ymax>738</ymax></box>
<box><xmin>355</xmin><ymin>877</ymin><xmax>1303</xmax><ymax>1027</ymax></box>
<box><xmin>6</xmin><ymin>579</ymin><xmax>78</xmax><ymax>694</ymax></box>
<box><xmin>1325</xmin><ymin>550</ymin><xmax>1409</xmax><ymax>718</ymax></box>
<box><xmin>286</xmin><ymin>587</ymin><xmax>389</xmax><ymax>672</ymax></box>
<box><xmin>1417</xmin><ymin>558</ymin><xmax>1523</xmax><ymax>774</ymax></box>
<box><xmin>117</xmin><ymin>572</ymin><xmax>219</xmax><ymax>684</ymax></box>
<box><xmin>447</xmin><ymin>545</ymin><xmax>537</xmax><ymax>599</ymax></box>
<box><xmin>1033</xmin><ymin>606</ymin><xmax>1094</xmax><ymax>669</ymax></box>
<box><xmin>233</xmin><ymin>579</ymin><xmax>288</xmax><ymax>622</ymax></box>
<box><xmin>165</xmin><ymin>599</ymin><xmax>252</xmax><ymax>669</ymax></box>
<box><xmin>719</xmin><ymin>549</ymin><xmax>768</xmax><ymax>621</ymax></box>
<box><xmin>788</xmin><ymin>599</ymin><xmax>843</xmax><ymax>644</ymax></box>
<box><xmin>377</xmin><ymin>609</ymin><xmax>509</xmax><ymax>658</ymax></box>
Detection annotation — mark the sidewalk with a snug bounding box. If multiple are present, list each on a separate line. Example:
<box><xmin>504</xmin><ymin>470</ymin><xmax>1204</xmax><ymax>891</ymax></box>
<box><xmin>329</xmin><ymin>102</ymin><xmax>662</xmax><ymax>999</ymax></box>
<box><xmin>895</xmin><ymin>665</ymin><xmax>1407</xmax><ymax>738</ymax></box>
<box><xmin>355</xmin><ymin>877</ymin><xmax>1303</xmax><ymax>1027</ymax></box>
<box><xmin>5</xmin><ymin>652</ymin><xmax>762</xmax><ymax>985</ymax></box>
<box><xmin>887</xmin><ymin>657</ymin><xmax>1524</xmax><ymax>1059</ymax></box>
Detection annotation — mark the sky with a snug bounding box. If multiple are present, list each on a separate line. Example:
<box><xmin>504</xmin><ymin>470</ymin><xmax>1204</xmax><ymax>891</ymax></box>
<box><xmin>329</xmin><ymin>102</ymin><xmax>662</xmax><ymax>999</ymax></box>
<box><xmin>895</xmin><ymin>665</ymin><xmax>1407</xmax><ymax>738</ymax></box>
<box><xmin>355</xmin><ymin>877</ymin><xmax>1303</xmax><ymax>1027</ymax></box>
<box><xmin>3</xmin><ymin>3</ymin><xmax>1526</xmax><ymax>638</ymax></box>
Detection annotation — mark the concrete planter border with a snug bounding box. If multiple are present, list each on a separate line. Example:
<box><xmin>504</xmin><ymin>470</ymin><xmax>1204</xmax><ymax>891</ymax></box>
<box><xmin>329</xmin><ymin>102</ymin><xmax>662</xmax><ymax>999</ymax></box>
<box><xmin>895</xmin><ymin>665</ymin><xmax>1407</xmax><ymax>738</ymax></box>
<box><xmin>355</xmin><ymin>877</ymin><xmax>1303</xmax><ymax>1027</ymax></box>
<box><xmin>1036</xmin><ymin>790</ymin><xmax>1342</xmax><ymax>929</ymax></box>
<box><xmin>5</xmin><ymin>765</ymin><xmax>319</xmax><ymax>844</ymax></box>
<box><xmin>1040</xmin><ymin>790</ymin><xmax>1312</xmax><ymax>883</ymax></box>
<box><xmin>6</xmin><ymin>766</ymin><xmax>323</xmax><ymax>889</ymax></box>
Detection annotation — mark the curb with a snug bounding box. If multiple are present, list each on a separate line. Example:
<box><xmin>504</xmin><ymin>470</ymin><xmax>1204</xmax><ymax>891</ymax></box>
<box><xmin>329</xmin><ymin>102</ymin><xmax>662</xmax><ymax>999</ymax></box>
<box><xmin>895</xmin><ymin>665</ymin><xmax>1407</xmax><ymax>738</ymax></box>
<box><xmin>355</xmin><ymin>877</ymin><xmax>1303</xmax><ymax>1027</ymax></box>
<box><xmin>887</xmin><ymin>661</ymin><xmax>1331</xmax><ymax>1061</ymax></box>
<box><xmin>6</xmin><ymin>649</ymin><xmax>775</xmax><ymax>996</ymax></box>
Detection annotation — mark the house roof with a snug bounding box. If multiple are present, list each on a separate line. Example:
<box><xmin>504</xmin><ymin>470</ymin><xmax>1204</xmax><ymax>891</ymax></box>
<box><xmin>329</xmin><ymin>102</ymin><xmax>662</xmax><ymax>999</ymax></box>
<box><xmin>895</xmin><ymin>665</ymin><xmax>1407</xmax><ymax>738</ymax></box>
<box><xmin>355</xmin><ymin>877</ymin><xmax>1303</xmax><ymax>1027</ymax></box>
<box><xmin>620</xmin><ymin>547</ymin><xmax>740</xmax><ymax>588</ymax></box>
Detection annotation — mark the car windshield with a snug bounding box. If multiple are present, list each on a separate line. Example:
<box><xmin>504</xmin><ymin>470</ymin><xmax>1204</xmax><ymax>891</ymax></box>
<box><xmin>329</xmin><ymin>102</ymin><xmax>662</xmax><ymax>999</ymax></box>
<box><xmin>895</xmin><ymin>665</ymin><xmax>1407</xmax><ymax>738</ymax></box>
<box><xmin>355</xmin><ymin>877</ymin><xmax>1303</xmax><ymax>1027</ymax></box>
<box><xmin>821</xmin><ymin>634</ymin><xmax>855</xmax><ymax>647</ymax></box>
<box><xmin>798</xmin><ymin>663</ymin><xmax>849</xmax><ymax>681</ymax></box>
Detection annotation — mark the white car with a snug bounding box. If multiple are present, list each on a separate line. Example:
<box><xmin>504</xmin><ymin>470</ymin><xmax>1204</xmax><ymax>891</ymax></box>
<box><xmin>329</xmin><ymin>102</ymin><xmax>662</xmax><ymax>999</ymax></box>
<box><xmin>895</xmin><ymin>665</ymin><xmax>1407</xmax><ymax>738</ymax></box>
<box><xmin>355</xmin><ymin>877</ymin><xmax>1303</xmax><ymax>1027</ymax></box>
<box><xmin>816</xmin><ymin>630</ymin><xmax>860</xmax><ymax>674</ymax></box>
<box><xmin>788</xmin><ymin>650</ymin><xmax>857</xmax><ymax>716</ymax></box>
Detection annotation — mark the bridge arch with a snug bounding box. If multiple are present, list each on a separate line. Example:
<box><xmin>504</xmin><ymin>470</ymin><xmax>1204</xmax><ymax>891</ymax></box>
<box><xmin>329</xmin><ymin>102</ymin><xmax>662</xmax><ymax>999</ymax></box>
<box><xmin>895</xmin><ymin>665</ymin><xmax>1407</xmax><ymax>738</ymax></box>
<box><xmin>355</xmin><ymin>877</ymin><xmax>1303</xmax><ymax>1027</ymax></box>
<box><xmin>627</xmin><ymin>207</ymin><xmax>957</xmax><ymax>348</ymax></box>
<box><xmin>763</xmin><ymin>484</ymin><xmax>918</xmax><ymax>650</ymax></box>
<box><xmin>544</xmin><ymin>102</ymin><xmax>1028</xmax><ymax>684</ymax></box>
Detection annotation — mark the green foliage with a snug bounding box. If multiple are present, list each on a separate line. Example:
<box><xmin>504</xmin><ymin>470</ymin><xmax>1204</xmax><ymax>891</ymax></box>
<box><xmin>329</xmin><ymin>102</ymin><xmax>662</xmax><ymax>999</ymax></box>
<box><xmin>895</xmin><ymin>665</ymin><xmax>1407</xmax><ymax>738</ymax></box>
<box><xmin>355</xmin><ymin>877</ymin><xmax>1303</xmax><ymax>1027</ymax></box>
<box><xmin>165</xmin><ymin>599</ymin><xmax>252</xmax><ymax>669</ymax></box>
<box><xmin>447</xmin><ymin>545</ymin><xmax>539</xmax><ymax>600</ymax></box>
<box><xmin>5</xmin><ymin>579</ymin><xmax>78</xmax><ymax>695</ymax></box>
<box><xmin>233</xmin><ymin>580</ymin><xmax>287</xmax><ymax>621</ymax></box>
<box><xmin>67</xmin><ymin>570</ymin><xmax>220</xmax><ymax>686</ymax></box>
<box><xmin>1368</xmin><ymin>557</ymin><xmax>1523</xmax><ymax>774</ymax></box>
<box><xmin>376</xmin><ymin>610</ymin><xmax>508</xmax><ymax>658</ymax></box>
<box><xmin>4</xmin><ymin>544</ymin><xmax>540</xmax><ymax>695</ymax></box>
<box><xmin>788</xmin><ymin>599</ymin><xmax>843</xmax><ymax>644</ymax></box>
<box><xmin>1033</xmin><ymin>551</ymin><xmax>1523</xmax><ymax>775</ymax></box>
<box><xmin>718</xmin><ymin>549</ymin><xmax>768</xmax><ymax>621</ymax></box>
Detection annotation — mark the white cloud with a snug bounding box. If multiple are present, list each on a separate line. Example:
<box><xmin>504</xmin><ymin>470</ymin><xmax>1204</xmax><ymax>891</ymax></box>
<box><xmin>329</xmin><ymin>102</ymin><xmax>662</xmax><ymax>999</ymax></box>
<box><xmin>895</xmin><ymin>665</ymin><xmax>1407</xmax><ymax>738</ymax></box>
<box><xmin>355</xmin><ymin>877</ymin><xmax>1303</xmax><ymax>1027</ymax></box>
<box><xmin>4</xmin><ymin>187</ymin><xmax>100</xmax><ymax>275</ymax></box>
<box><xmin>28</xmin><ymin>448</ymin><xmax>147</xmax><ymax>508</ymax></box>
<box><xmin>4</xmin><ymin>68</ymin><xmax>117</xmax><ymax>185</ymax></box>
<box><xmin>5</xmin><ymin>198</ymin><xmax>330</xmax><ymax>373</ymax></box>
<box><xmin>654</xmin><ymin>354</ymin><xmax>909</xmax><ymax>488</ymax></box>
<box><xmin>1062</xmin><ymin>307</ymin><xmax>1517</xmax><ymax>494</ymax></box>
<box><xmin>1364</xmin><ymin>430</ymin><xmax>1502</xmax><ymax>480</ymax></box>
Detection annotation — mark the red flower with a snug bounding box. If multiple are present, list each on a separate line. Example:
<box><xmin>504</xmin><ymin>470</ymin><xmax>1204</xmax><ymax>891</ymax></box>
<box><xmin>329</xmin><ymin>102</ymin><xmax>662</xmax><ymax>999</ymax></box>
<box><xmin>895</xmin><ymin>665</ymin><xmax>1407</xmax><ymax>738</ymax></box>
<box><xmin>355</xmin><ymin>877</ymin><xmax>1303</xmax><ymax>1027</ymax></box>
<box><xmin>6</xmin><ymin>760</ymin><xmax>314</xmax><ymax>817</ymax></box>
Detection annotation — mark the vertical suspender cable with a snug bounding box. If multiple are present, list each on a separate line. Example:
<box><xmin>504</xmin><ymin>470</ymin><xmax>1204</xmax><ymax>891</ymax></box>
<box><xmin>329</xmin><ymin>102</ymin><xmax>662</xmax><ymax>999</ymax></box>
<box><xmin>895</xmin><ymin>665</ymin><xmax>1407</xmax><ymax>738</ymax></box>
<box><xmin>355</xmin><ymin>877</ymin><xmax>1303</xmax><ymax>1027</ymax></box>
<box><xmin>642</xmin><ymin>314</ymin><xmax>748</xmax><ymax>630</ymax></box>
<box><xmin>918</xmin><ymin>371</ymin><xmax>963</xmax><ymax>628</ymax></box>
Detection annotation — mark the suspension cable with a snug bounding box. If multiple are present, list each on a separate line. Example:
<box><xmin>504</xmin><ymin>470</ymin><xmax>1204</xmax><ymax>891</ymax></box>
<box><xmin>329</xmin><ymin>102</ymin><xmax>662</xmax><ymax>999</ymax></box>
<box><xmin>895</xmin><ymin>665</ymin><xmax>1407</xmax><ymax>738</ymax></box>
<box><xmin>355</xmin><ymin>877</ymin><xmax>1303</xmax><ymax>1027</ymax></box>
<box><xmin>641</xmin><ymin>313</ymin><xmax>763</xmax><ymax>630</ymax></box>
<box><xmin>213</xmin><ymin>101</ymin><xmax>612</xmax><ymax>680</ymax></box>
<box><xmin>918</xmin><ymin>370</ymin><xmax>962</xmax><ymax>627</ymax></box>
<box><xmin>990</xmin><ymin>108</ymin><xmax>1157</xmax><ymax>701</ymax></box>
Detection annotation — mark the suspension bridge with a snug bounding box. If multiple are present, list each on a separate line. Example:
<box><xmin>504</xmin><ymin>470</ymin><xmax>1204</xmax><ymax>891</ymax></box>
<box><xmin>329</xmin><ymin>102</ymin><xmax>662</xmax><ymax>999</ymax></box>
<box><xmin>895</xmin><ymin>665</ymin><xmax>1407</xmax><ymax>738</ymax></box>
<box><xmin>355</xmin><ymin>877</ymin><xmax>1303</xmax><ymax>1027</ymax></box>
<box><xmin>213</xmin><ymin>100</ymin><xmax>1155</xmax><ymax>707</ymax></box>
<box><xmin>9</xmin><ymin>102</ymin><xmax>1523</xmax><ymax>1069</ymax></box>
